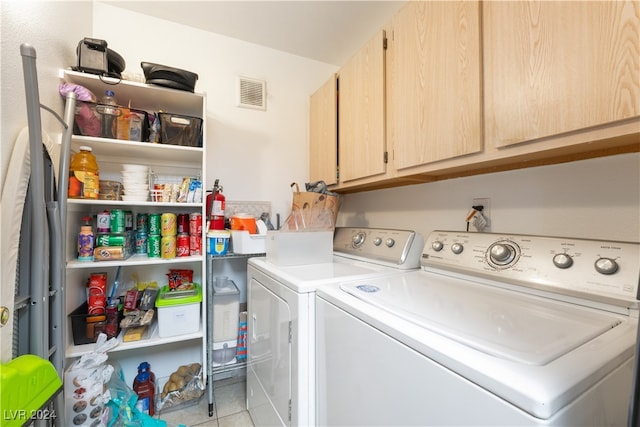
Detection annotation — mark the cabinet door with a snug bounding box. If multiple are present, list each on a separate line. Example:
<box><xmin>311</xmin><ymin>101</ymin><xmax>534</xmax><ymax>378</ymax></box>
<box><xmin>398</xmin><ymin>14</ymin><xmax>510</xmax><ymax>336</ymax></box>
<box><xmin>484</xmin><ymin>1</ymin><xmax>640</xmax><ymax>148</ymax></box>
<box><xmin>338</xmin><ymin>30</ymin><xmax>387</xmax><ymax>183</ymax></box>
<box><xmin>388</xmin><ymin>1</ymin><xmax>482</xmax><ymax>171</ymax></box>
<box><xmin>309</xmin><ymin>75</ymin><xmax>338</xmax><ymax>186</ymax></box>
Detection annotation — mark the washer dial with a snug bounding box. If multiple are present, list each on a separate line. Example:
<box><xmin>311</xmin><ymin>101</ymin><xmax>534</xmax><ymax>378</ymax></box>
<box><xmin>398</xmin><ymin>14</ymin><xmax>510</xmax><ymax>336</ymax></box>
<box><xmin>352</xmin><ymin>232</ymin><xmax>366</xmax><ymax>248</ymax></box>
<box><xmin>487</xmin><ymin>241</ymin><xmax>520</xmax><ymax>268</ymax></box>
<box><xmin>553</xmin><ymin>253</ymin><xmax>573</xmax><ymax>269</ymax></box>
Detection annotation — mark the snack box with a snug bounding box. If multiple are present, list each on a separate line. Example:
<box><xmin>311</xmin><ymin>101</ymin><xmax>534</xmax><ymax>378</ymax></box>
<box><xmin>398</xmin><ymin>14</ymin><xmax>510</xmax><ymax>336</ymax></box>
<box><xmin>155</xmin><ymin>284</ymin><xmax>202</xmax><ymax>338</ymax></box>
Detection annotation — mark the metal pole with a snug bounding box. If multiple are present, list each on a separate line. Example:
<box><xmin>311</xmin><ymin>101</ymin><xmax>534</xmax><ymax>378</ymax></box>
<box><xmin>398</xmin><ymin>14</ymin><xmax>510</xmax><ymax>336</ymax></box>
<box><xmin>20</xmin><ymin>43</ymin><xmax>47</xmax><ymax>358</ymax></box>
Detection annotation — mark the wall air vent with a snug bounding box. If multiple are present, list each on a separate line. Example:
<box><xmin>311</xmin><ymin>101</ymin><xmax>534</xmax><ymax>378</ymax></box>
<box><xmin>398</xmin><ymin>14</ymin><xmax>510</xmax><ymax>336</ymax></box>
<box><xmin>238</xmin><ymin>76</ymin><xmax>266</xmax><ymax>111</ymax></box>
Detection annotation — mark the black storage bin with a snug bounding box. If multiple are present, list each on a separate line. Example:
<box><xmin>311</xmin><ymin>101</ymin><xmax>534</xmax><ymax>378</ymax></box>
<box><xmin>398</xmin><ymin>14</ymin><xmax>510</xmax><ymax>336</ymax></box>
<box><xmin>69</xmin><ymin>302</ymin><xmax>106</xmax><ymax>345</ymax></box>
<box><xmin>159</xmin><ymin>113</ymin><xmax>203</xmax><ymax>147</ymax></box>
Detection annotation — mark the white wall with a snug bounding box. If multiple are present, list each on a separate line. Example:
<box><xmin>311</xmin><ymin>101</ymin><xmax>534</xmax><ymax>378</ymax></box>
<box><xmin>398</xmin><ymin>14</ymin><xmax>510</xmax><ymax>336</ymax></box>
<box><xmin>1</xmin><ymin>1</ymin><xmax>92</xmax><ymax>189</ymax></box>
<box><xmin>337</xmin><ymin>153</ymin><xmax>640</xmax><ymax>242</ymax></box>
<box><xmin>92</xmin><ymin>2</ymin><xmax>337</xmax><ymax>220</ymax></box>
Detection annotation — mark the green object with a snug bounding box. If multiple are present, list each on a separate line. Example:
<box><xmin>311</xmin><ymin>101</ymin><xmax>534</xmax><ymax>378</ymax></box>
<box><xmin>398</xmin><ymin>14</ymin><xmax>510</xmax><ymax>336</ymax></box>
<box><xmin>0</xmin><ymin>354</ymin><xmax>62</xmax><ymax>426</ymax></box>
<box><xmin>155</xmin><ymin>284</ymin><xmax>202</xmax><ymax>306</ymax></box>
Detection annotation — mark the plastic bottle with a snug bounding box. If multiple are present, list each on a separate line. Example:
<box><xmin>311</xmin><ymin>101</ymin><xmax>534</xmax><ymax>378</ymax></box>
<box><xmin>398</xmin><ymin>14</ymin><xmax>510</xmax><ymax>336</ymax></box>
<box><xmin>133</xmin><ymin>362</ymin><xmax>156</xmax><ymax>387</ymax></box>
<box><xmin>69</xmin><ymin>146</ymin><xmax>99</xmax><ymax>199</ymax></box>
<box><xmin>100</xmin><ymin>90</ymin><xmax>118</xmax><ymax>139</ymax></box>
<box><xmin>133</xmin><ymin>370</ymin><xmax>155</xmax><ymax>416</ymax></box>
<box><xmin>77</xmin><ymin>216</ymin><xmax>95</xmax><ymax>261</ymax></box>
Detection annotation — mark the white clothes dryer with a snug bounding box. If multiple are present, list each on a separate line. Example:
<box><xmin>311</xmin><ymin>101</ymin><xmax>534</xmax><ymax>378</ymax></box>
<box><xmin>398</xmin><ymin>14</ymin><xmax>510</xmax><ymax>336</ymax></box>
<box><xmin>246</xmin><ymin>227</ymin><xmax>423</xmax><ymax>427</ymax></box>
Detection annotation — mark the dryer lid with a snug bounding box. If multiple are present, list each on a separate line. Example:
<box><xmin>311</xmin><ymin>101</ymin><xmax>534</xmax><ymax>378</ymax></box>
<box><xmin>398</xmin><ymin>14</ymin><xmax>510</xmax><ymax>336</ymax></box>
<box><xmin>340</xmin><ymin>273</ymin><xmax>621</xmax><ymax>366</ymax></box>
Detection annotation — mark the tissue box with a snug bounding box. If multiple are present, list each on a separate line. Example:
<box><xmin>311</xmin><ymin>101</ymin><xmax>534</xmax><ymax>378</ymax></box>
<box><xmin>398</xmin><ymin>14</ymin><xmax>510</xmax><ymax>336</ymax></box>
<box><xmin>265</xmin><ymin>230</ymin><xmax>334</xmax><ymax>266</ymax></box>
<box><xmin>231</xmin><ymin>230</ymin><xmax>266</xmax><ymax>254</ymax></box>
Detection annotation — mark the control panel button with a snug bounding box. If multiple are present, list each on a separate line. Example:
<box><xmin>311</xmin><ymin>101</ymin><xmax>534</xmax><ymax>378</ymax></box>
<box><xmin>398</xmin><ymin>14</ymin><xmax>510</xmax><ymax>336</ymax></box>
<box><xmin>352</xmin><ymin>232</ymin><xmax>366</xmax><ymax>247</ymax></box>
<box><xmin>373</xmin><ymin>237</ymin><xmax>382</xmax><ymax>246</ymax></box>
<box><xmin>385</xmin><ymin>238</ymin><xmax>395</xmax><ymax>248</ymax></box>
<box><xmin>451</xmin><ymin>243</ymin><xmax>464</xmax><ymax>254</ymax></box>
<box><xmin>553</xmin><ymin>253</ymin><xmax>573</xmax><ymax>269</ymax></box>
<box><xmin>432</xmin><ymin>241</ymin><xmax>444</xmax><ymax>251</ymax></box>
<box><xmin>595</xmin><ymin>257</ymin><xmax>619</xmax><ymax>275</ymax></box>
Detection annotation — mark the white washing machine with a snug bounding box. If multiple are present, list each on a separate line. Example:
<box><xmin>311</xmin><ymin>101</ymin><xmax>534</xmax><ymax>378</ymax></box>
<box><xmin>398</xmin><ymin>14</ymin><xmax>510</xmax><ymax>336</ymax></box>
<box><xmin>246</xmin><ymin>227</ymin><xmax>424</xmax><ymax>427</ymax></box>
<box><xmin>316</xmin><ymin>230</ymin><xmax>640</xmax><ymax>426</ymax></box>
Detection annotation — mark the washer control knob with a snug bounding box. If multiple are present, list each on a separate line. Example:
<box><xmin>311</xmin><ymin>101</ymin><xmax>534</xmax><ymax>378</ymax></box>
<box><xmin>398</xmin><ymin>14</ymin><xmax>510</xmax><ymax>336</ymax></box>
<box><xmin>385</xmin><ymin>238</ymin><xmax>395</xmax><ymax>248</ymax></box>
<box><xmin>451</xmin><ymin>243</ymin><xmax>464</xmax><ymax>254</ymax></box>
<box><xmin>553</xmin><ymin>253</ymin><xmax>573</xmax><ymax>269</ymax></box>
<box><xmin>432</xmin><ymin>241</ymin><xmax>444</xmax><ymax>251</ymax></box>
<box><xmin>595</xmin><ymin>257</ymin><xmax>619</xmax><ymax>275</ymax></box>
<box><xmin>352</xmin><ymin>232</ymin><xmax>366</xmax><ymax>247</ymax></box>
<box><xmin>373</xmin><ymin>237</ymin><xmax>382</xmax><ymax>246</ymax></box>
<box><xmin>489</xmin><ymin>243</ymin><xmax>515</xmax><ymax>265</ymax></box>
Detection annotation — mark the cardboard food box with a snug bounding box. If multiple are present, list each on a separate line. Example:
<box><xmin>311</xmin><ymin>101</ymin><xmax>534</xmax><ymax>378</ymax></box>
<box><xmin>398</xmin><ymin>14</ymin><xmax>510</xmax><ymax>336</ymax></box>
<box><xmin>155</xmin><ymin>284</ymin><xmax>202</xmax><ymax>338</ymax></box>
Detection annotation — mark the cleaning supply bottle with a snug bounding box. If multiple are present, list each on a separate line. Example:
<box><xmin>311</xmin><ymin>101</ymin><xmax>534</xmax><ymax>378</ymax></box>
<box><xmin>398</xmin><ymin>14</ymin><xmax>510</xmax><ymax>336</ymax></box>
<box><xmin>69</xmin><ymin>146</ymin><xmax>99</xmax><ymax>199</ymax></box>
<box><xmin>208</xmin><ymin>179</ymin><xmax>226</xmax><ymax>230</ymax></box>
<box><xmin>99</xmin><ymin>90</ymin><xmax>119</xmax><ymax>139</ymax></box>
<box><xmin>77</xmin><ymin>216</ymin><xmax>95</xmax><ymax>261</ymax></box>
<box><xmin>133</xmin><ymin>370</ymin><xmax>155</xmax><ymax>416</ymax></box>
<box><xmin>133</xmin><ymin>361</ymin><xmax>156</xmax><ymax>387</ymax></box>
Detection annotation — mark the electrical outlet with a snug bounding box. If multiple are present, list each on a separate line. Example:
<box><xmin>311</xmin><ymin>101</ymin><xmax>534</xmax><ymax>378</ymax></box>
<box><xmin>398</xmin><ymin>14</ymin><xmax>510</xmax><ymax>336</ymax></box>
<box><xmin>472</xmin><ymin>197</ymin><xmax>491</xmax><ymax>231</ymax></box>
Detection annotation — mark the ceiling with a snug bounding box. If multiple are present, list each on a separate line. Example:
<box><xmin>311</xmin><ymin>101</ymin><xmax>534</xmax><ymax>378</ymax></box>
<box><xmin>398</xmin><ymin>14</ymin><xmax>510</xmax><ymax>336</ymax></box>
<box><xmin>105</xmin><ymin>1</ymin><xmax>406</xmax><ymax>66</ymax></box>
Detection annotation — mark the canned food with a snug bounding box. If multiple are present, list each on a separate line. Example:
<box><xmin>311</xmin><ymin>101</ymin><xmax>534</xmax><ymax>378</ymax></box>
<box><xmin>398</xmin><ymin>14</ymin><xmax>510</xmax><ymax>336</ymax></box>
<box><xmin>136</xmin><ymin>213</ymin><xmax>149</xmax><ymax>232</ymax></box>
<box><xmin>177</xmin><ymin>233</ymin><xmax>190</xmax><ymax>257</ymax></box>
<box><xmin>189</xmin><ymin>234</ymin><xmax>202</xmax><ymax>256</ymax></box>
<box><xmin>161</xmin><ymin>213</ymin><xmax>177</xmax><ymax>236</ymax></box>
<box><xmin>147</xmin><ymin>234</ymin><xmax>161</xmax><ymax>258</ymax></box>
<box><xmin>88</xmin><ymin>272</ymin><xmax>107</xmax><ymax>294</ymax></box>
<box><xmin>189</xmin><ymin>213</ymin><xmax>202</xmax><ymax>236</ymax></box>
<box><xmin>110</xmin><ymin>209</ymin><xmax>125</xmax><ymax>233</ymax></box>
<box><xmin>88</xmin><ymin>288</ymin><xmax>106</xmax><ymax>315</ymax></box>
<box><xmin>135</xmin><ymin>230</ymin><xmax>148</xmax><ymax>254</ymax></box>
<box><xmin>161</xmin><ymin>235</ymin><xmax>177</xmax><ymax>259</ymax></box>
<box><xmin>148</xmin><ymin>213</ymin><xmax>161</xmax><ymax>235</ymax></box>
<box><xmin>177</xmin><ymin>213</ymin><xmax>189</xmax><ymax>234</ymax></box>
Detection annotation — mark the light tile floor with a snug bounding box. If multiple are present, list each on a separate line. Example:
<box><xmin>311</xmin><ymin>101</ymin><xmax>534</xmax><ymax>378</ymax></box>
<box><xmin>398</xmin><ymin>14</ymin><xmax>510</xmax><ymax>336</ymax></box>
<box><xmin>156</xmin><ymin>375</ymin><xmax>254</xmax><ymax>427</ymax></box>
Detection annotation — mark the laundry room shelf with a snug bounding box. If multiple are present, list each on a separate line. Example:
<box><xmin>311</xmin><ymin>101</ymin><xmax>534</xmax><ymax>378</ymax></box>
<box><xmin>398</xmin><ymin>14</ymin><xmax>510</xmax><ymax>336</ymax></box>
<box><xmin>65</xmin><ymin>323</ymin><xmax>204</xmax><ymax>358</ymax></box>
<box><xmin>66</xmin><ymin>254</ymin><xmax>203</xmax><ymax>269</ymax></box>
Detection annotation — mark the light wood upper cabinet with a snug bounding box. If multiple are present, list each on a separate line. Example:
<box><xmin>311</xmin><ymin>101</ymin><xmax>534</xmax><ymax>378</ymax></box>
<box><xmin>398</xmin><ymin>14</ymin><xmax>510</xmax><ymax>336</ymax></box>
<box><xmin>388</xmin><ymin>0</ymin><xmax>482</xmax><ymax>171</ymax></box>
<box><xmin>484</xmin><ymin>1</ymin><xmax>640</xmax><ymax>148</ymax></box>
<box><xmin>309</xmin><ymin>74</ymin><xmax>338</xmax><ymax>186</ymax></box>
<box><xmin>338</xmin><ymin>30</ymin><xmax>387</xmax><ymax>183</ymax></box>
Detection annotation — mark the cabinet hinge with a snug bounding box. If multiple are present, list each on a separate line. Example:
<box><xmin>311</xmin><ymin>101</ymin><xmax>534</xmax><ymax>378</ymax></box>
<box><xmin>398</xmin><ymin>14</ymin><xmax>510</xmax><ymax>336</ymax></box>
<box><xmin>383</xmin><ymin>151</ymin><xmax>389</xmax><ymax>164</ymax></box>
<box><xmin>288</xmin><ymin>399</ymin><xmax>292</xmax><ymax>421</ymax></box>
<box><xmin>383</xmin><ymin>36</ymin><xmax>388</xmax><ymax>50</ymax></box>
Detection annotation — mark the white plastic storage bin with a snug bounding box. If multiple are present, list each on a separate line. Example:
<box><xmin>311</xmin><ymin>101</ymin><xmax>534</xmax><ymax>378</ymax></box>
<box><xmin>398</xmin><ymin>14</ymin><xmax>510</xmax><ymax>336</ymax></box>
<box><xmin>155</xmin><ymin>284</ymin><xmax>202</xmax><ymax>338</ymax></box>
<box><xmin>212</xmin><ymin>277</ymin><xmax>240</xmax><ymax>364</ymax></box>
<box><xmin>265</xmin><ymin>230</ymin><xmax>333</xmax><ymax>266</ymax></box>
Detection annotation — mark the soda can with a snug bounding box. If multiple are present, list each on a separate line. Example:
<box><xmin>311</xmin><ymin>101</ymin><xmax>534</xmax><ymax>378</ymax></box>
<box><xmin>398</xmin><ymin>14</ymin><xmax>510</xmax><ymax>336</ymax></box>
<box><xmin>177</xmin><ymin>213</ymin><xmax>189</xmax><ymax>234</ymax></box>
<box><xmin>177</xmin><ymin>233</ymin><xmax>190</xmax><ymax>257</ymax></box>
<box><xmin>161</xmin><ymin>235</ymin><xmax>177</xmax><ymax>259</ymax></box>
<box><xmin>135</xmin><ymin>230</ymin><xmax>148</xmax><ymax>254</ymax></box>
<box><xmin>88</xmin><ymin>288</ymin><xmax>106</xmax><ymax>315</ymax></box>
<box><xmin>148</xmin><ymin>213</ymin><xmax>162</xmax><ymax>235</ymax></box>
<box><xmin>110</xmin><ymin>209</ymin><xmax>125</xmax><ymax>233</ymax></box>
<box><xmin>189</xmin><ymin>213</ymin><xmax>202</xmax><ymax>236</ymax></box>
<box><xmin>96</xmin><ymin>233</ymin><xmax>126</xmax><ymax>247</ymax></box>
<box><xmin>125</xmin><ymin>210</ymin><xmax>134</xmax><ymax>231</ymax></box>
<box><xmin>147</xmin><ymin>234</ymin><xmax>161</xmax><ymax>258</ymax></box>
<box><xmin>96</xmin><ymin>211</ymin><xmax>110</xmax><ymax>233</ymax></box>
<box><xmin>136</xmin><ymin>213</ymin><xmax>149</xmax><ymax>232</ymax></box>
<box><xmin>190</xmin><ymin>234</ymin><xmax>202</xmax><ymax>256</ymax></box>
<box><xmin>161</xmin><ymin>213</ymin><xmax>177</xmax><ymax>236</ymax></box>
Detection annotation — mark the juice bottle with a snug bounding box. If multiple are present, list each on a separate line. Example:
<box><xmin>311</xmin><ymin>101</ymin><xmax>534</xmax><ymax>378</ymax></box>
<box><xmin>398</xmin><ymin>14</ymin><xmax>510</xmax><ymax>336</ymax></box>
<box><xmin>69</xmin><ymin>146</ymin><xmax>99</xmax><ymax>199</ymax></box>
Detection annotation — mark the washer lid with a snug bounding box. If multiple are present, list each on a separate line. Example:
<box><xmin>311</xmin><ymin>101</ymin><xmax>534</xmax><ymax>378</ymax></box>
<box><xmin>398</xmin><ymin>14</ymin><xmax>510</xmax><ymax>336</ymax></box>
<box><xmin>340</xmin><ymin>273</ymin><xmax>621</xmax><ymax>365</ymax></box>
